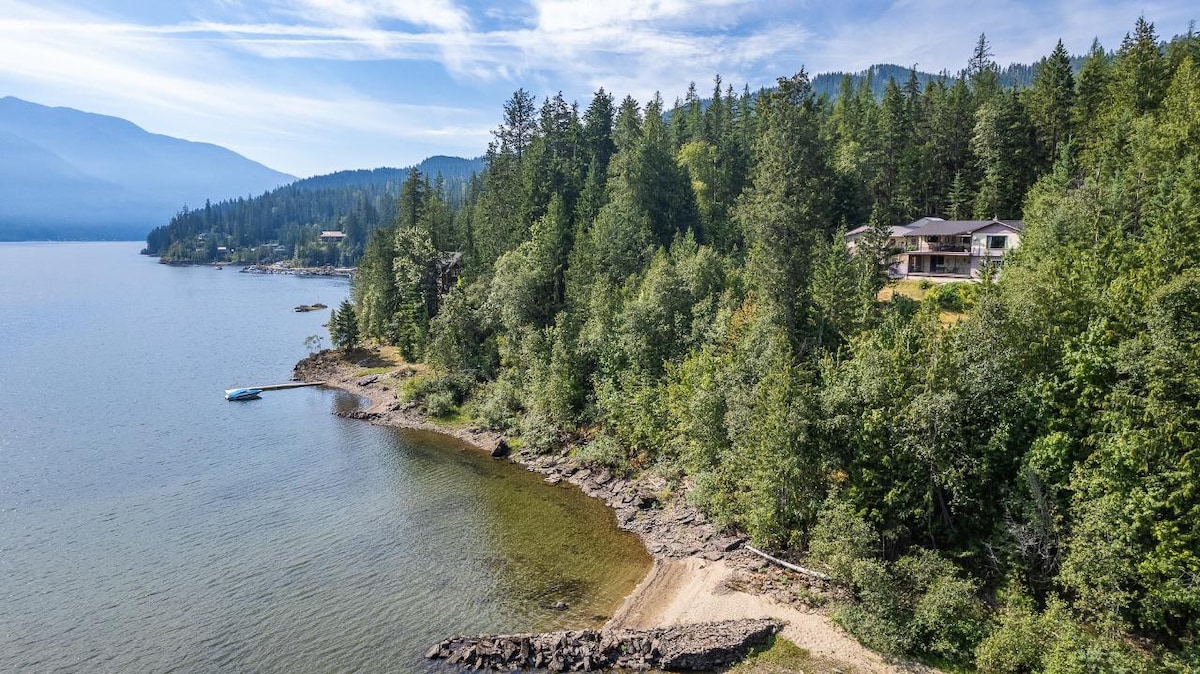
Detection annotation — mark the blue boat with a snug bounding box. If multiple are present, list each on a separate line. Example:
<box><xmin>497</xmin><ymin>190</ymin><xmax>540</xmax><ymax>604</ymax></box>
<box><xmin>224</xmin><ymin>387</ymin><xmax>263</xmax><ymax>401</ymax></box>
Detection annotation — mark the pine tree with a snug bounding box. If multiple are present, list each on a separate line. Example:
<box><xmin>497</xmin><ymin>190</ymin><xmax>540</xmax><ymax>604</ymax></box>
<box><xmin>1028</xmin><ymin>40</ymin><xmax>1076</xmax><ymax>167</ymax></box>
<box><xmin>736</xmin><ymin>69</ymin><xmax>836</xmax><ymax>342</ymax></box>
<box><xmin>330</xmin><ymin>300</ymin><xmax>359</xmax><ymax>350</ymax></box>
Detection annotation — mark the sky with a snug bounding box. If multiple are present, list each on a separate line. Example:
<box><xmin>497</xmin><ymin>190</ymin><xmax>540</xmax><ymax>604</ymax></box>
<box><xmin>0</xmin><ymin>0</ymin><xmax>1195</xmax><ymax>178</ymax></box>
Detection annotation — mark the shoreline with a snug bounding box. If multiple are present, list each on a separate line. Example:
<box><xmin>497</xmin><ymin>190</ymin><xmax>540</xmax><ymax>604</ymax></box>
<box><xmin>294</xmin><ymin>349</ymin><xmax>926</xmax><ymax>674</ymax></box>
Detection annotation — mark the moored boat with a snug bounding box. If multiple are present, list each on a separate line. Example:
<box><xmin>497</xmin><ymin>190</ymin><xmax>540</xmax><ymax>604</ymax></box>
<box><xmin>224</xmin><ymin>387</ymin><xmax>263</xmax><ymax>401</ymax></box>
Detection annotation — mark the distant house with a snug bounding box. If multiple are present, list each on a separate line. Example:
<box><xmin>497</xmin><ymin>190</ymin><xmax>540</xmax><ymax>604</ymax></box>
<box><xmin>848</xmin><ymin>217</ymin><xmax>1024</xmax><ymax>281</ymax></box>
<box><xmin>319</xmin><ymin>230</ymin><xmax>346</xmax><ymax>243</ymax></box>
<box><xmin>436</xmin><ymin>251</ymin><xmax>464</xmax><ymax>294</ymax></box>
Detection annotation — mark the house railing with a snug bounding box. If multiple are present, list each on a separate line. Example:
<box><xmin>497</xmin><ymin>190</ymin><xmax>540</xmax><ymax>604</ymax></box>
<box><xmin>924</xmin><ymin>242</ymin><xmax>970</xmax><ymax>252</ymax></box>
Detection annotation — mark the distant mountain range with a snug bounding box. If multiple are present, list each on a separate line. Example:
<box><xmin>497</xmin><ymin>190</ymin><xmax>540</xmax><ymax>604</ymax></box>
<box><xmin>0</xmin><ymin>96</ymin><xmax>296</xmax><ymax>241</ymax></box>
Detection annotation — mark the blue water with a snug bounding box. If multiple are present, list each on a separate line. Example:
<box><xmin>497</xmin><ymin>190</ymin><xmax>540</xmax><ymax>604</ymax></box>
<box><xmin>0</xmin><ymin>243</ymin><xmax>648</xmax><ymax>672</ymax></box>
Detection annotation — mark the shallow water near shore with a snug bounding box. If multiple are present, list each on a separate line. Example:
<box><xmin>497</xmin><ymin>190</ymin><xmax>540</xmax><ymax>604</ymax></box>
<box><xmin>0</xmin><ymin>242</ymin><xmax>650</xmax><ymax>672</ymax></box>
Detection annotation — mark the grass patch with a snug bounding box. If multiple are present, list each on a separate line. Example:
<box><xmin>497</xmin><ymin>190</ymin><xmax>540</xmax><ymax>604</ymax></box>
<box><xmin>428</xmin><ymin>406</ymin><xmax>474</xmax><ymax>428</ymax></box>
<box><xmin>727</xmin><ymin>637</ymin><xmax>856</xmax><ymax>674</ymax></box>
<box><xmin>353</xmin><ymin>365</ymin><xmax>395</xmax><ymax>377</ymax></box>
<box><xmin>878</xmin><ymin>279</ymin><xmax>936</xmax><ymax>302</ymax></box>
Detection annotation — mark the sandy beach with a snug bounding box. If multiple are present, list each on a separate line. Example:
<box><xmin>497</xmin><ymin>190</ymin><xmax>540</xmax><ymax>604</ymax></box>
<box><xmin>295</xmin><ymin>349</ymin><xmax>933</xmax><ymax>674</ymax></box>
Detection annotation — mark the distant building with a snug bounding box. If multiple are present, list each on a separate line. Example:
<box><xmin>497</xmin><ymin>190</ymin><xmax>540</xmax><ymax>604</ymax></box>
<box><xmin>848</xmin><ymin>217</ymin><xmax>1024</xmax><ymax>281</ymax></box>
<box><xmin>436</xmin><ymin>251</ymin><xmax>464</xmax><ymax>294</ymax></box>
<box><xmin>319</xmin><ymin>230</ymin><xmax>346</xmax><ymax>243</ymax></box>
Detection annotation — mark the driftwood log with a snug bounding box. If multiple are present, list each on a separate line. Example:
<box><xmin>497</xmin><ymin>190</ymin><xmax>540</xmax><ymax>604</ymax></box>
<box><xmin>744</xmin><ymin>545</ymin><xmax>831</xmax><ymax>582</ymax></box>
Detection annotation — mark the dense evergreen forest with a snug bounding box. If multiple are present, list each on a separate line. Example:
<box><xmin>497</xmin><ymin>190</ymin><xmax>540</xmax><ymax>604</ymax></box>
<box><xmin>342</xmin><ymin>20</ymin><xmax>1199</xmax><ymax>671</ymax></box>
<box><xmin>142</xmin><ymin>155</ymin><xmax>482</xmax><ymax>265</ymax></box>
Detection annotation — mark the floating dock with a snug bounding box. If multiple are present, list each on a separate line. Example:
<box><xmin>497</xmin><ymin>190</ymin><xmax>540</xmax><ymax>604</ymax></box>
<box><xmin>225</xmin><ymin>381</ymin><xmax>325</xmax><ymax>401</ymax></box>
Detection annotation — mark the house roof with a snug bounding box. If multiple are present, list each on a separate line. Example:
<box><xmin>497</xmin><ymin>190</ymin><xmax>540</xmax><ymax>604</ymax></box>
<box><xmin>906</xmin><ymin>218</ymin><xmax>1024</xmax><ymax>236</ymax></box>
<box><xmin>319</xmin><ymin>230</ymin><xmax>345</xmax><ymax>237</ymax></box>
<box><xmin>845</xmin><ymin>224</ymin><xmax>915</xmax><ymax>238</ymax></box>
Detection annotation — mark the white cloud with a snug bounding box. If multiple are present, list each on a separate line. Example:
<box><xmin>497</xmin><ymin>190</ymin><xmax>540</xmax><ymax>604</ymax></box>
<box><xmin>0</xmin><ymin>0</ymin><xmax>492</xmax><ymax>175</ymax></box>
<box><xmin>2</xmin><ymin>0</ymin><xmax>1195</xmax><ymax>175</ymax></box>
<box><xmin>276</xmin><ymin>0</ymin><xmax>470</xmax><ymax>31</ymax></box>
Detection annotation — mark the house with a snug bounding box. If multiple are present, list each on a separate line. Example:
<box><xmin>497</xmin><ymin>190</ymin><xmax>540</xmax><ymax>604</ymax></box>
<box><xmin>319</xmin><ymin>230</ymin><xmax>346</xmax><ymax>243</ymax></box>
<box><xmin>436</xmin><ymin>251</ymin><xmax>464</xmax><ymax>294</ymax></box>
<box><xmin>848</xmin><ymin>217</ymin><xmax>1024</xmax><ymax>281</ymax></box>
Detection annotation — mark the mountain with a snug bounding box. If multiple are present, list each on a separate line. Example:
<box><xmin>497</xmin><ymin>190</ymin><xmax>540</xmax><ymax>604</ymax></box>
<box><xmin>0</xmin><ymin>97</ymin><xmax>295</xmax><ymax>241</ymax></box>
<box><xmin>293</xmin><ymin>157</ymin><xmax>483</xmax><ymax>191</ymax></box>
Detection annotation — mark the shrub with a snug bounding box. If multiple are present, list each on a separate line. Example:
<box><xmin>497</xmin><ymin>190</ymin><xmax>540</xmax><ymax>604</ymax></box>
<box><xmin>975</xmin><ymin>592</ymin><xmax>1155</xmax><ymax>674</ymax></box>
<box><xmin>424</xmin><ymin>390</ymin><xmax>456</xmax><ymax>417</ymax></box>
<box><xmin>474</xmin><ymin>378</ymin><xmax>522</xmax><ymax>431</ymax></box>
<box><xmin>829</xmin><ymin>546</ymin><xmax>986</xmax><ymax>665</ymax></box>
<box><xmin>809</xmin><ymin>495</ymin><xmax>878</xmax><ymax>583</ymax></box>
<box><xmin>519</xmin><ymin>410</ymin><xmax>562</xmax><ymax>455</ymax></box>
<box><xmin>576</xmin><ymin>434</ymin><xmax>631</xmax><ymax>473</ymax></box>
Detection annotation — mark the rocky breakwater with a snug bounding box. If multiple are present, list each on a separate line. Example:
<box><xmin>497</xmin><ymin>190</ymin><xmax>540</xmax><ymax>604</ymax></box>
<box><xmin>427</xmin><ymin>619</ymin><xmax>780</xmax><ymax>671</ymax></box>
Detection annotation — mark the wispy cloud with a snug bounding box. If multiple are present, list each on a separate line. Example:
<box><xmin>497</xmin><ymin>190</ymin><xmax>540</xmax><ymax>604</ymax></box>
<box><xmin>1</xmin><ymin>0</ymin><xmax>1195</xmax><ymax>176</ymax></box>
<box><xmin>0</xmin><ymin>0</ymin><xmax>493</xmax><ymax>174</ymax></box>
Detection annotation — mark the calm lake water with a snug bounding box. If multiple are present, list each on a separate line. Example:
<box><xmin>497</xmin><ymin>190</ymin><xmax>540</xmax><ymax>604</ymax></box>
<box><xmin>0</xmin><ymin>242</ymin><xmax>650</xmax><ymax>672</ymax></box>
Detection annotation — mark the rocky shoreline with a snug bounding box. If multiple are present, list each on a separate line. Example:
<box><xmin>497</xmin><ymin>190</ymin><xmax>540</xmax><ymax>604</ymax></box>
<box><xmin>426</xmin><ymin>619</ymin><xmax>781</xmax><ymax>671</ymax></box>
<box><xmin>295</xmin><ymin>350</ymin><xmax>825</xmax><ymax>573</ymax></box>
<box><xmin>293</xmin><ymin>349</ymin><xmax>903</xmax><ymax>673</ymax></box>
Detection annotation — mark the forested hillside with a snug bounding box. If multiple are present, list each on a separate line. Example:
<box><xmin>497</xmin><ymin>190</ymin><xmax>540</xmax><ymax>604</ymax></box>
<box><xmin>143</xmin><ymin>155</ymin><xmax>482</xmax><ymax>265</ymax></box>
<box><xmin>345</xmin><ymin>20</ymin><xmax>1198</xmax><ymax>671</ymax></box>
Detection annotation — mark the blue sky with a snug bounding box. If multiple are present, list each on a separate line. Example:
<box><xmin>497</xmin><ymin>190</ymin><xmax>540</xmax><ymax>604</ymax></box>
<box><xmin>0</xmin><ymin>0</ymin><xmax>1194</xmax><ymax>178</ymax></box>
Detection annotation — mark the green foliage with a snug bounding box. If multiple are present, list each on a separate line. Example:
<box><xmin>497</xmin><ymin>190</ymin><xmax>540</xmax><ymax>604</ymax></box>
<box><xmin>977</xmin><ymin>594</ymin><xmax>1153</xmax><ymax>674</ymax></box>
<box><xmin>402</xmin><ymin>372</ymin><xmax>475</xmax><ymax>416</ymax></box>
<box><xmin>809</xmin><ymin>494</ymin><xmax>879</xmax><ymax>583</ymax></box>
<box><xmin>341</xmin><ymin>23</ymin><xmax>1200</xmax><ymax>669</ymax></box>
<box><xmin>924</xmin><ymin>281</ymin><xmax>978</xmax><ymax>313</ymax></box>
<box><xmin>835</xmin><ymin>549</ymin><xmax>985</xmax><ymax>663</ymax></box>
<box><xmin>329</xmin><ymin>300</ymin><xmax>359</xmax><ymax>350</ymax></box>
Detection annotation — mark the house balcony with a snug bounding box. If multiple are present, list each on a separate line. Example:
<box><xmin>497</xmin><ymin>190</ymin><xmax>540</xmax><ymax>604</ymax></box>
<box><xmin>904</xmin><ymin>242</ymin><xmax>971</xmax><ymax>253</ymax></box>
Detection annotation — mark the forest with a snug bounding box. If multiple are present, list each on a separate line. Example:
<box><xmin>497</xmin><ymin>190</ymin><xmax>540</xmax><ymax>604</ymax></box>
<box><xmin>340</xmin><ymin>19</ymin><xmax>1198</xmax><ymax>672</ymax></box>
<box><xmin>142</xmin><ymin>156</ymin><xmax>482</xmax><ymax>266</ymax></box>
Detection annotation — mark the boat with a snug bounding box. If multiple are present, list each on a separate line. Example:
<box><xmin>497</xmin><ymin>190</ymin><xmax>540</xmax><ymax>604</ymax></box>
<box><xmin>224</xmin><ymin>387</ymin><xmax>263</xmax><ymax>401</ymax></box>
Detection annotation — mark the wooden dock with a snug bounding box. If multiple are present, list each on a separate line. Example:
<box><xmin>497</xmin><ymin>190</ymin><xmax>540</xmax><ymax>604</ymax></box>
<box><xmin>245</xmin><ymin>381</ymin><xmax>326</xmax><ymax>392</ymax></box>
<box><xmin>224</xmin><ymin>381</ymin><xmax>326</xmax><ymax>400</ymax></box>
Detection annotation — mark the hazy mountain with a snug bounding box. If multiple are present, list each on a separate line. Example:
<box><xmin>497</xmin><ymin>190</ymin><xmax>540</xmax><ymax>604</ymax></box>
<box><xmin>293</xmin><ymin>156</ymin><xmax>484</xmax><ymax>191</ymax></box>
<box><xmin>0</xmin><ymin>97</ymin><xmax>295</xmax><ymax>241</ymax></box>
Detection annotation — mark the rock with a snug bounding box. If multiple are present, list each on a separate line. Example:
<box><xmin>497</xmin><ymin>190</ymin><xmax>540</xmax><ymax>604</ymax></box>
<box><xmin>714</xmin><ymin>536</ymin><xmax>745</xmax><ymax>552</ymax></box>
<box><xmin>544</xmin><ymin>476</ymin><xmax>562</xmax><ymax>485</ymax></box>
<box><xmin>357</xmin><ymin>374</ymin><xmax>380</xmax><ymax>386</ymax></box>
<box><xmin>427</xmin><ymin>619</ymin><xmax>780</xmax><ymax>672</ymax></box>
<box><xmin>552</xmin><ymin>601</ymin><xmax>568</xmax><ymax>610</ymax></box>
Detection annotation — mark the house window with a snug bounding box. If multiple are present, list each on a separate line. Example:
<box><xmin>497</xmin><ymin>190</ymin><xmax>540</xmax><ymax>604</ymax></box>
<box><xmin>987</xmin><ymin>235</ymin><xmax>1008</xmax><ymax>249</ymax></box>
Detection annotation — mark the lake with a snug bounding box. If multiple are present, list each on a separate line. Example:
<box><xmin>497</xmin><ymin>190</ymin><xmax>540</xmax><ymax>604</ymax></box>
<box><xmin>0</xmin><ymin>242</ymin><xmax>650</xmax><ymax>672</ymax></box>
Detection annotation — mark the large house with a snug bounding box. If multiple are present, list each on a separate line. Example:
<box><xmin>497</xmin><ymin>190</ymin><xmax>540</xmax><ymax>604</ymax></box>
<box><xmin>847</xmin><ymin>217</ymin><xmax>1024</xmax><ymax>281</ymax></box>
